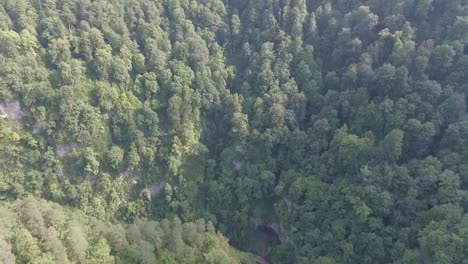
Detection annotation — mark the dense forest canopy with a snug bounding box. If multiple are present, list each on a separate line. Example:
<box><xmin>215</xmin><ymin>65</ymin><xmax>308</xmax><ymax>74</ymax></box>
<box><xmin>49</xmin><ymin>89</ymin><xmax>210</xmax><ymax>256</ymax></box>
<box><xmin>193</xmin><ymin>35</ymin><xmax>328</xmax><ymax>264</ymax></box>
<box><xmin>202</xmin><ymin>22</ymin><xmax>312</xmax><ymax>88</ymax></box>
<box><xmin>1</xmin><ymin>0</ymin><xmax>468</xmax><ymax>263</ymax></box>
<box><xmin>0</xmin><ymin>196</ymin><xmax>253</xmax><ymax>263</ymax></box>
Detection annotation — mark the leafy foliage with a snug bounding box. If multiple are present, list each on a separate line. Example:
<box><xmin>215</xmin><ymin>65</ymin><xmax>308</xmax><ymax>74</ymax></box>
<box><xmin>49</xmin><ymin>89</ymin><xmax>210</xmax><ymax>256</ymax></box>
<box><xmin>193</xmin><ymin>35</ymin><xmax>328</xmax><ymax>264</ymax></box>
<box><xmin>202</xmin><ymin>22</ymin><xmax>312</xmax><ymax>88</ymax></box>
<box><xmin>0</xmin><ymin>0</ymin><xmax>468</xmax><ymax>263</ymax></box>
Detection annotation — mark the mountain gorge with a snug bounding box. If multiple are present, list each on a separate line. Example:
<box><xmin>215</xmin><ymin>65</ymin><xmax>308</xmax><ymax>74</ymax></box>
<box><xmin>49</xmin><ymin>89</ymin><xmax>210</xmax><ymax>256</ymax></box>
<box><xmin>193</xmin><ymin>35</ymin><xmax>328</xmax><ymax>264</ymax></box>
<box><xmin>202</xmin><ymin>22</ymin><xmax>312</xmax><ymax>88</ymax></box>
<box><xmin>1</xmin><ymin>0</ymin><xmax>468</xmax><ymax>263</ymax></box>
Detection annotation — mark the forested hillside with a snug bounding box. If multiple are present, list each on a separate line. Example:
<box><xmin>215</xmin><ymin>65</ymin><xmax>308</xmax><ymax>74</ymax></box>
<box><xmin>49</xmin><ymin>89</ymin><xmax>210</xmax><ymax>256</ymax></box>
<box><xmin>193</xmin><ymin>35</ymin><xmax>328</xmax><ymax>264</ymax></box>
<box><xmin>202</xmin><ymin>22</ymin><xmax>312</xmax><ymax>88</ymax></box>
<box><xmin>0</xmin><ymin>196</ymin><xmax>253</xmax><ymax>263</ymax></box>
<box><xmin>1</xmin><ymin>0</ymin><xmax>468</xmax><ymax>263</ymax></box>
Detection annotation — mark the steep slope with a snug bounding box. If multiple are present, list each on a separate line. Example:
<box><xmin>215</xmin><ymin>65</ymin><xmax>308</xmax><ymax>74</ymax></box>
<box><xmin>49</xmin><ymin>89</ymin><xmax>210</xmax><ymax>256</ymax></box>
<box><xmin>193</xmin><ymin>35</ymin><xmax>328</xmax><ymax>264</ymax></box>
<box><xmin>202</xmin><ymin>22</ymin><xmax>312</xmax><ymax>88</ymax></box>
<box><xmin>1</xmin><ymin>0</ymin><xmax>468</xmax><ymax>263</ymax></box>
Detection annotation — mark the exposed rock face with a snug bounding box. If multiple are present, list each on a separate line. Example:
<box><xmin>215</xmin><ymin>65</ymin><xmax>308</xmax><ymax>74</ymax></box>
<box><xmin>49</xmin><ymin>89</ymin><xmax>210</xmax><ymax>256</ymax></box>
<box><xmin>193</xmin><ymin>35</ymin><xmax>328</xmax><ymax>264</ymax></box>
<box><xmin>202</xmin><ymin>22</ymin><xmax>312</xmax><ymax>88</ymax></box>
<box><xmin>117</xmin><ymin>170</ymin><xmax>140</xmax><ymax>185</ymax></box>
<box><xmin>118</xmin><ymin>170</ymin><xmax>131</xmax><ymax>181</ymax></box>
<box><xmin>255</xmin><ymin>255</ymin><xmax>271</xmax><ymax>264</ymax></box>
<box><xmin>233</xmin><ymin>160</ymin><xmax>243</xmax><ymax>171</ymax></box>
<box><xmin>32</xmin><ymin>120</ymin><xmax>46</xmax><ymax>134</ymax></box>
<box><xmin>0</xmin><ymin>101</ymin><xmax>25</xmax><ymax>127</ymax></box>
<box><xmin>269</xmin><ymin>223</ymin><xmax>281</xmax><ymax>235</ymax></box>
<box><xmin>103</xmin><ymin>110</ymin><xmax>116</xmax><ymax>119</ymax></box>
<box><xmin>284</xmin><ymin>197</ymin><xmax>292</xmax><ymax>212</ymax></box>
<box><xmin>148</xmin><ymin>182</ymin><xmax>165</xmax><ymax>198</ymax></box>
<box><xmin>250</xmin><ymin>217</ymin><xmax>264</xmax><ymax>229</ymax></box>
<box><xmin>250</xmin><ymin>218</ymin><xmax>282</xmax><ymax>234</ymax></box>
<box><xmin>56</xmin><ymin>142</ymin><xmax>81</xmax><ymax>157</ymax></box>
<box><xmin>235</xmin><ymin>143</ymin><xmax>243</xmax><ymax>153</ymax></box>
<box><xmin>250</xmin><ymin>218</ymin><xmax>289</xmax><ymax>243</ymax></box>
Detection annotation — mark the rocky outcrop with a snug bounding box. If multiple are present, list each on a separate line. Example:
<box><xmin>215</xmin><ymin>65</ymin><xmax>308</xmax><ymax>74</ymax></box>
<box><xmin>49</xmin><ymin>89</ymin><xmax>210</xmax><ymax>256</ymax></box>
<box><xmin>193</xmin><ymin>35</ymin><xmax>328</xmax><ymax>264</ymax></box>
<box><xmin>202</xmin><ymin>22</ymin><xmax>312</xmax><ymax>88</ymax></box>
<box><xmin>148</xmin><ymin>182</ymin><xmax>165</xmax><ymax>199</ymax></box>
<box><xmin>56</xmin><ymin>142</ymin><xmax>81</xmax><ymax>157</ymax></box>
<box><xmin>0</xmin><ymin>101</ymin><xmax>24</xmax><ymax>127</ymax></box>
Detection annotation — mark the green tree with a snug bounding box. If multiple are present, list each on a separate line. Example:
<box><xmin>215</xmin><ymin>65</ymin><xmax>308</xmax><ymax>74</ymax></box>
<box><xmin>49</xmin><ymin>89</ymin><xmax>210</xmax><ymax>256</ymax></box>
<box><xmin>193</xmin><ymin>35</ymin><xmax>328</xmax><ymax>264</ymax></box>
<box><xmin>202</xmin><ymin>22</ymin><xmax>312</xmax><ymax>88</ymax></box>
<box><xmin>84</xmin><ymin>239</ymin><xmax>114</xmax><ymax>264</ymax></box>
